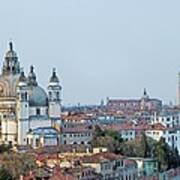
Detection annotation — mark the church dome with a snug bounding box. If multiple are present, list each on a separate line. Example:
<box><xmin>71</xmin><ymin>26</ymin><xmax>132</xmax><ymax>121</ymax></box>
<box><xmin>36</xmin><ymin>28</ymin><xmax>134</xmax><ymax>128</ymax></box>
<box><xmin>26</xmin><ymin>65</ymin><xmax>48</xmax><ymax>106</ymax></box>
<box><xmin>29</xmin><ymin>86</ymin><xmax>48</xmax><ymax>107</ymax></box>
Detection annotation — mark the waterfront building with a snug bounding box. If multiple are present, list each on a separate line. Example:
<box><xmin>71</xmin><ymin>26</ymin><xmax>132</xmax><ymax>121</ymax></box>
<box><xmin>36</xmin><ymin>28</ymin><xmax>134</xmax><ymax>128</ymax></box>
<box><xmin>0</xmin><ymin>42</ymin><xmax>62</xmax><ymax>145</ymax></box>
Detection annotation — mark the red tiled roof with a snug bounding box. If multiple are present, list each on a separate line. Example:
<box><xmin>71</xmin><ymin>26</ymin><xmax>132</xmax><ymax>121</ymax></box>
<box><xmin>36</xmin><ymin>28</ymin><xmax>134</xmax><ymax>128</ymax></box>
<box><xmin>62</xmin><ymin>125</ymin><xmax>94</xmax><ymax>133</ymax></box>
<box><xmin>50</xmin><ymin>167</ymin><xmax>75</xmax><ymax>180</ymax></box>
<box><xmin>148</xmin><ymin>123</ymin><xmax>166</xmax><ymax>131</ymax></box>
<box><xmin>81</xmin><ymin>152</ymin><xmax>123</xmax><ymax>163</ymax></box>
<box><xmin>104</xmin><ymin>123</ymin><xmax>149</xmax><ymax>132</ymax></box>
<box><xmin>62</xmin><ymin>114</ymin><xmax>93</xmax><ymax>121</ymax></box>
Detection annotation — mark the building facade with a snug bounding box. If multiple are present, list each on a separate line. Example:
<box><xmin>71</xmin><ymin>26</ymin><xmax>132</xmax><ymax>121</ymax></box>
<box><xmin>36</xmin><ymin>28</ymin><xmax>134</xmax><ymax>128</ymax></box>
<box><xmin>0</xmin><ymin>42</ymin><xmax>62</xmax><ymax>145</ymax></box>
<box><xmin>107</xmin><ymin>89</ymin><xmax>162</xmax><ymax>113</ymax></box>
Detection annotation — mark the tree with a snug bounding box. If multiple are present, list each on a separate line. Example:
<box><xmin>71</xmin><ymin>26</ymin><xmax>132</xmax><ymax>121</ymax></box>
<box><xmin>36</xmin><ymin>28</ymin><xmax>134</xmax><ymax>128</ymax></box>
<box><xmin>0</xmin><ymin>168</ymin><xmax>13</xmax><ymax>180</ymax></box>
<box><xmin>93</xmin><ymin>125</ymin><xmax>105</xmax><ymax>137</ymax></box>
<box><xmin>0</xmin><ymin>152</ymin><xmax>37</xmax><ymax>179</ymax></box>
<box><xmin>154</xmin><ymin>137</ymin><xmax>169</xmax><ymax>172</ymax></box>
<box><xmin>120</xmin><ymin>137</ymin><xmax>148</xmax><ymax>157</ymax></box>
<box><xmin>0</xmin><ymin>144</ymin><xmax>12</xmax><ymax>154</ymax></box>
<box><xmin>92</xmin><ymin>127</ymin><xmax>123</xmax><ymax>153</ymax></box>
<box><xmin>140</xmin><ymin>133</ymin><xmax>149</xmax><ymax>158</ymax></box>
<box><xmin>167</xmin><ymin>147</ymin><xmax>180</xmax><ymax>169</ymax></box>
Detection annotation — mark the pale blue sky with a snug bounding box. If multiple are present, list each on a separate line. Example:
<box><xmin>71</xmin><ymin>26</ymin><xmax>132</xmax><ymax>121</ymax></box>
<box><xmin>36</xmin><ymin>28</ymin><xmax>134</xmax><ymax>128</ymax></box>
<box><xmin>0</xmin><ymin>0</ymin><xmax>179</xmax><ymax>105</ymax></box>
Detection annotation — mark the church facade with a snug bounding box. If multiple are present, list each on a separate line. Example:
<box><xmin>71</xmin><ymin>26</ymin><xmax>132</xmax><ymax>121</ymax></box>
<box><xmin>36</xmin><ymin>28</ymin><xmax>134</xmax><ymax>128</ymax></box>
<box><xmin>0</xmin><ymin>42</ymin><xmax>62</xmax><ymax>145</ymax></box>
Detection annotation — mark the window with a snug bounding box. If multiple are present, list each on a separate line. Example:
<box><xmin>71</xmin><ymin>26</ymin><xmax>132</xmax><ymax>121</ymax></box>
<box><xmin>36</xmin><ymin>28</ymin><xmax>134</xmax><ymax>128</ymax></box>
<box><xmin>49</xmin><ymin>92</ymin><xmax>52</xmax><ymax>100</ymax></box>
<box><xmin>57</xmin><ymin>92</ymin><xmax>60</xmax><ymax>100</ymax></box>
<box><xmin>21</xmin><ymin>93</ymin><xmax>25</xmax><ymax>100</ymax></box>
<box><xmin>35</xmin><ymin>139</ymin><xmax>40</xmax><ymax>147</ymax></box>
<box><xmin>115</xmin><ymin>161</ymin><xmax>121</xmax><ymax>167</ymax></box>
<box><xmin>25</xmin><ymin>92</ymin><xmax>28</xmax><ymax>100</ymax></box>
<box><xmin>36</xmin><ymin>108</ymin><xmax>40</xmax><ymax>115</ymax></box>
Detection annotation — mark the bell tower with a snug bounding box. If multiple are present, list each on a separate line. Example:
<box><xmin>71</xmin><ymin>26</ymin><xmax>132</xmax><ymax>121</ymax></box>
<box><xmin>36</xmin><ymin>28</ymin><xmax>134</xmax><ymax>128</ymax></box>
<box><xmin>16</xmin><ymin>70</ymin><xmax>29</xmax><ymax>145</ymax></box>
<box><xmin>47</xmin><ymin>68</ymin><xmax>62</xmax><ymax>123</ymax></box>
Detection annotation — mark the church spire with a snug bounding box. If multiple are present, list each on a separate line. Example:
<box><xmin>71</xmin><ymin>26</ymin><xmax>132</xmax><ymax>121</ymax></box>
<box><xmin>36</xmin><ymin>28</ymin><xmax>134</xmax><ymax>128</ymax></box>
<box><xmin>142</xmin><ymin>88</ymin><xmax>149</xmax><ymax>99</ymax></box>
<box><xmin>9</xmin><ymin>41</ymin><xmax>13</xmax><ymax>51</ymax></box>
<box><xmin>143</xmin><ymin>88</ymin><xmax>147</xmax><ymax>96</ymax></box>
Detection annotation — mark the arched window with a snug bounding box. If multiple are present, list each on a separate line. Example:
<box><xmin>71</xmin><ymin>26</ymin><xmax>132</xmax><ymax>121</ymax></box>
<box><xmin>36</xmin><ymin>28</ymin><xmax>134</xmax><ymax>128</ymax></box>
<box><xmin>21</xmin><ymin>93</ymin><xmax>25</xmax><ymax>100</ymax></box>
<box><xmin>36</xmin><ymin>108</ymin><xmax>40</xmax><ymax>115</ymax></box>
<box><xmin>25</xmin><ymin>92</ymin><xmax>28</xmax><ymax>100</ymax></box>
<box><xmin>56</xmin><ymin>91</ymin><xmax>60</xmax><ymax>100</ymax></box>
<box><xmin>49</xmin><ymin>92</ymin><xmax>52</xmax><ymax>100</ymax></box>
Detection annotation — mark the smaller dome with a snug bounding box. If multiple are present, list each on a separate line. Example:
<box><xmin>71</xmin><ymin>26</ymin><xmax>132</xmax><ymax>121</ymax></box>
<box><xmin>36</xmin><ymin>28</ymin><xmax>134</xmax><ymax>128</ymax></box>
<box><xmin>17</xmin><ymin>71</ymin><xmax>27</xmax><ymax>87</ymax></box>
<box><xmin>29</xmin><ymin>86</ymin><xmax>48</xmax><ymax>107</ymax></box>
<box><xmin>19</xmin><ymin>71</ymin><xmax>26</xmax><ymax>82</ymax></box>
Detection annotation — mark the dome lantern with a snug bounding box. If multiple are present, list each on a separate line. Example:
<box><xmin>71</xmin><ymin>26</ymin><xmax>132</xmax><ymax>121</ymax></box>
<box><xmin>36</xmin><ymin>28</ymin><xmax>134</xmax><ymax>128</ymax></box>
<box><xmin>28</xmin><ymin>65</ymin><xmax>38</xmax><ymax>86</ymax></box>
<box><xmin>49</xmin><ymin>68</ymin><xmax>59</xmax><ymax>83</ymax></box>
<box><xmin>2</xmin><ymin>41</ymin><xmax>20</xmax><ymax>75</ymax></box>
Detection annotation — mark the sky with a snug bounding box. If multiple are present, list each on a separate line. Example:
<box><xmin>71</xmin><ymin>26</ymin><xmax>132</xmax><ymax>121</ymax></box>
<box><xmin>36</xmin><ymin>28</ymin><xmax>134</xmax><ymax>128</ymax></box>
<box><xmin>0</xmin><ymin>0</ymin><xmax>179</xmax><ymax>105</ymax></box>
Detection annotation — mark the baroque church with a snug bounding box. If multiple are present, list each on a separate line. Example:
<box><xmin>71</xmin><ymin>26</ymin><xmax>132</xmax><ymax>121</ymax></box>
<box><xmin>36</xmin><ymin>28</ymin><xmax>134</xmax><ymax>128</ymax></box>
<box><xmin>0</xmin><ymin>42</ymin><xmax>62</xmax><ymax>146</ymax></box>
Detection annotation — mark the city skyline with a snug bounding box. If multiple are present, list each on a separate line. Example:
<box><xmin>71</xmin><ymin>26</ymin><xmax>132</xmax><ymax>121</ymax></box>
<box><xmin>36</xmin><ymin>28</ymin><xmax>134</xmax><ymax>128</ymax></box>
<box><xmin>0</xmin><ymin>0</ymin><xmax>180</xmax><ymax>105</ymax></box>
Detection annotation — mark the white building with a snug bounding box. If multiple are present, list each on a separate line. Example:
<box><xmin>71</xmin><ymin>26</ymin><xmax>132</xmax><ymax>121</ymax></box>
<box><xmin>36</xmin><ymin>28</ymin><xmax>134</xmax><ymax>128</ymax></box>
<box><xmin>145</xmin><ymin>123</ymin><xmax>180</xmax><ymax>154</ymax></box>
<box><xmin>27</xmin><ymin>127</ymin><xmax>59</xmax><ymax>148</ymax></box>
<box><xmin>0</xmin><ymin>42</ymin><xmax>62</xmax><ymax>145</ymax></box>
<box><xmin>151</xmin><ymin>111</ymin><xmax>180</xmax><ymax>128</ymax></box>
